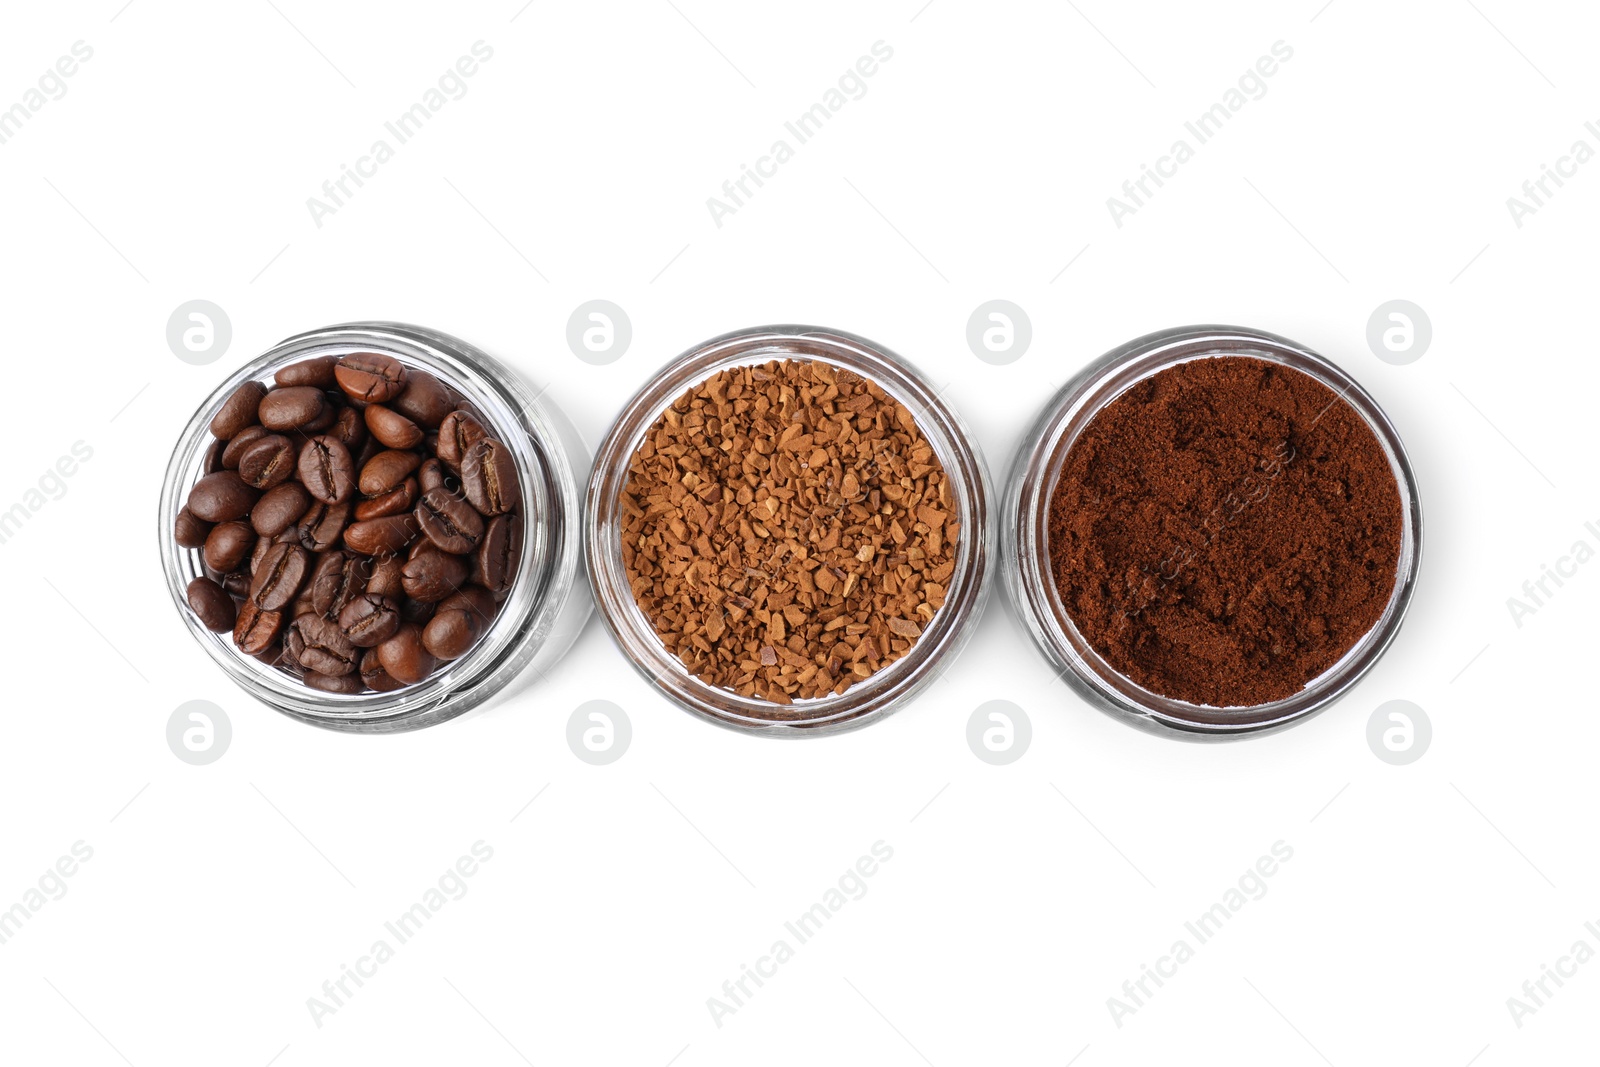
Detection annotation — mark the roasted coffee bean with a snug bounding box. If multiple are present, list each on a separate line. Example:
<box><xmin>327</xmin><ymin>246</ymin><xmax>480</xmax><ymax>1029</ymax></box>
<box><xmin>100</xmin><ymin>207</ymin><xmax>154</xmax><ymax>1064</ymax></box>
<box><xmin>254</xmin><ymin>643</ymin><xmax>287</xmax><ymax>668</ymax></box>
<box><xmin>422</xmin><ymin>608</ymin><xmax>481</xmax><ymax>660</ymax></box>
<box><xmin>187</xmin><ymin>576</ymin><xmax>237</xmax><ymax>632</ymax></box>
<box><xmin>338</xmin><ymin>593</ymin><xmax>401</xmax><ymax>647</ymax></box>
<box><xmin>249</xmin><ymin>542</ymin><xmax>310</xmax><ymax>611</ymax></box>
<box><xmin>376</xmin><ymin>622</ymin><xmax>436</xmax><ymax>684</ymax></box>
<box><xmin>290</xmin><ymin>582</ymin><xmax>318</xmax><ymax>621</ymax></box>
<box><xmin>477</xmin><ymin>514</ymin><xmax>521</xmax><ymax>594</ymax></box>
<box><xmin>251</xmin><ymin>482</ymin><xmax>309</xmax><ymax>537</ymax></box>
<box><xmin>360</xmin><ymin>649</ymin><xmax>405</xmax><ymax>692</ymax></box>
<box><xmin>392</xmin><ymin>371</ymin><xmax>454</xmax><ymax>429</ymax></box>
<box><xmin>439</xmin><ymin>585</ymin><xmax>499</xmax><ymax>628</ymax></box>
<box><xmin>275</xmin><ymin>355</ymin><xmax>340</xmax><ymax>389</ymax></box>
<box><xmin>330</xmin><ymin>406</ymin><xmax>368</xmax><ymax>450</ymax></box>
<box><xmin>461</xmin><ymin>438</ymin><xmax>519</xmax><ymax>515</ymax></box>
<box><xmin>311</xmin><ymin>550</ymin><xmax>369</xmax><ymax>619</ymax></box>
<box><xmin>220</xmin><ymin>424</ymin><xmax>269</xmax><ymax>469</ymax></box>
<box><xmin>359</xmin><ymin>449</ymin><xmax>423</xmax><ymax>496</ymax></box>
<box><xmin>367</xmin><ymin>554</ymin><xmax>405</xmax><ymax>599</ymax></box>
<box><xmin>258</xmin><ymin>385</ymin><xmax>328</xmax><ymax>431</ymax></box>
<box><xmin>365</xmin><ymin>404</ymin><xmax>423</xmax><ymax>449</ymax></box>
<box><xmin>335</xmin><ymin>353</ymin><xmax>408</xmax><ymax>403</ymax></box>
<box><xmin>401</xmin><ymin>544</ymin><xmax>468</xmax><ymax>603</ymax></box>
<box><xmin>437</xmin><ymin>410</ymin><xmax>487</xmax><ymax>473</ymax></box>
<box><xmin>399</xmin><ymin>597</ymin><xmax>436</xmax><ymax>625</ymax></box>
<box><xmin>234</xmin><ymin>600</ymin><xmax>283</xmax><ymax>656</ymax></box>
<box><xmin>203</xmin><ymin>438</ymin><xmax>225</xmax><ymax>474</ymax></box>
<box><xmin>219</xmin><ymin>570</ymin><xmax>253</xmax><ymax>598</ymax></box>
<box><xmin>344</xmin><ymin>514</ymin><xmax>418</xmax><ymax>556</ymax></box>
<box><xmin>415</xmin><ymin>486</ymin><xmax>484</xmax><ymax>554</ymax></box>
<box><xmin>304</xmin><ymin>671</ymin><xmax>364</xmax><ymax>694</ymax></box>
<box><xmin>418</xmin><ymin>458</ymin><xmax>446</xmax><ymax>493</ymax></box>
<box><xmin>249</xmin><ymin>531</ymin><xmax>276</xmax><ymax>575</ymax></box>
<box><xmin>354</xmin><ymin>477</ymin><xmax>418</xmax><ymax>521</ymax></box>
<box><xmin>297</xmin><ymin>498</ymin><xmax>351</xmax><ymax>553</ymax></box>
<box><xmin>202</xmin><ymin>521</ymin><xmax>255</xmax><ymax>573</ymax></box>
<box><xmin>211</xmin><ymin>381</ymin><xmax>267</xmax><ymax>439</ymax></box>
<box><xmin>297</xmin><ymin>434</ymin><xmax>355</xmax><ymax>504</ymax></box>
<box><xmin>287</xmin><ymin>613</ymin><xmax>359</xmax><ymax>676</ymax></box>
<box><xmin>188</xmin><ymin>471</ymin><xmax>260</xmax><ymax>522</ymax></box>
<box><xmin>300</xmin><ymin>393</ymin><xmax>342</xmax><ymax>433</ymax></box>
<box><xmin>175</xmin><ymin>507</ymin><xmax>212</xmax><ymax>549</ymax></box>
<box><xmin>238</xmin><ymin>434</ymin><xmax>297</xmax><ymax>489</ymax></box>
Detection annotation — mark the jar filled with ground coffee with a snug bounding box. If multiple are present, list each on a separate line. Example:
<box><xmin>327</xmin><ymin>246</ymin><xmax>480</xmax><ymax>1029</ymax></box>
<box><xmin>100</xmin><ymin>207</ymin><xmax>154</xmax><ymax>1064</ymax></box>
<box><xmin>586</xmin><ymin>326</ymin><xmax>995</xmax><ymax>736</ymax></box>
<box><xmin>1003</xmin><ymin>325</ymin><xmax>1422</xmax><ymax>738</ymax></box>
<box><xmin>159</xmin><ymin>322</ymin><xmax>591</xmax><ymax>732</ymax></box>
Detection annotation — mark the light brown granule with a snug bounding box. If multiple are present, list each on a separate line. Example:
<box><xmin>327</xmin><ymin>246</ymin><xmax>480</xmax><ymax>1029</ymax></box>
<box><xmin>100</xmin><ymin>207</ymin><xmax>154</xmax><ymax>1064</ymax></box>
<box><xmin>621</xmin><ymin>359</ymin><xmax>958</xmax><ymax>707</ymax></box>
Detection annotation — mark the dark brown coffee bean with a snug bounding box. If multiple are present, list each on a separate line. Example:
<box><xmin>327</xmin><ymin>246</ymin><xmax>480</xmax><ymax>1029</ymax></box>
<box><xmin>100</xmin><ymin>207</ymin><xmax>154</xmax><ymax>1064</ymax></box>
<box><xmin>220</xmin><ymin>424</ymin><xmax>269</xmax><ymax>469</ymax></box>
<box><xmin>310</xmin><ymin>551</ymin><xmax>368</xmax><ymax>618</ymax></box>
<box><xmin>203</xmin><ymin>438</ymin><xmax>225</xmax><ymax>474</ymax></box>
<box><xmin>249</xmin><ymin>531</ymin><xmax>275</xmax><ymax>575</ymax></box>
<box><xmin>275</xmin><ymin>355</ymin><xmax>340</xmax><ymax>389</ymax></box>
<box><xmin>203</xmin><ymin>521</ymin><xmax>255</xmax><ymax>573</ymax></box>
<box><xmin>422</xmin><ymin>608</ymin><xmax>482</xmax><ymax>660</ymax></box>
<box><xmin>237</xmin><ymin>434</ymin><xmax>297</xmax><ymax>489</ymax></box>
<box><xmin>335</xmin><ymin>353</ymin><xmax>408</xmax><ymax>403</ymax></box>
<box><xmin>258</xmin><ymin>386</ymin><xmax>328</xmax><ymax>431</ymax></box>
<box><xmin>377</xmin><ymin>622</ymin><xmax>436</xmax><ymax>684</ymax></box>
<box><xmin>234</xmin><ymin>600</ymin><xmax>283</xmax><ymax>655</ymax></box>
<box><xmin>401</xmin><ymin>544</ymin><xmax>468</xmax><ymax>603</ymax></box>
<box><xmin>477</xmin><ymin>514</ymin><xmax>521</xmax><ymax>594</ymax></box>
<box><xmin>249</xmin><ymin>542</ymin><xmax>310</xmax><ymax>611</ymax></box>
<box><xmin>359</xmin><ymin>449</ymin><xmax>423</xmax><ymax>496</ymax></box>
<box><xmin>187</xmin><ymin>576</ymin><xmax>237</xmax><ymax>632</ymax></box>
<box><xmin>461</xmin><ymin>438</ymin><xmax>519</xmax><ymax>515</ymax></box>
<box><xmin>300</xmin><ymin>393</ymin><xmax>342</xmax><ymax>433</ymax></box>
<box><xmin>439</xmin><ymin>585</ymin><xmax>499</xmax><ymax>628</ymax></box>
<box><xmin>304</xmin><ymin>671</ymin><xmax>364</xmax><ymax>694</ymax></box>
<box><xmin>211</xmin><ymin>381</ymin><xmax>266</xmax><ymax>439</ymax></box>
<box><xmin>437</xmin><ymin>410</ymin><xmax>488</xmax><ymax>473</ymax></box>
<box><xmin>415</xmin><ymin>486</ymin><xmax>484</xmax><ymax>554</ymax></box>
<box><xmin>188</xmin><ymin>471</ymin><xmax>260</xmax><ymax>522</ymax></box>
<box><xmin>338</xmin><ymin>593</ymin><xmax>401</xmax><ymax>647</ymax></box>
<box><xmin>392</xmin><ymin>371</ymin><xmax>454</xmax><ymax>429</ymax></box>
<box><xmin>175</xmin><ymin>507</ymin><xmax>212</xmax><ymax>549</ymax></box>
<box><xmin>251</xmin><ymin>482</ymin><xmax>309</xmax><ymax>537</ymax></box>
<box><xmin>297</xmin><ymin>498</ymin><xmax>351</xmax><ymax>553</ymax></box>
<box><xmin>364</xmin><ymin>404</ymin><xmax>423</xmax><ymax>449</ymax></box>
<box><xmin>354</xmin><ymin>477</ymin><xmax>418</xmax><ymax>521</ymax></box>
<box><xmin>298</xmin><ymin>435</ymin><xmax>355</xmax><ymax>504</ymax></box>
<box><xmin>400</xmin><ymin>597</ymin><xmax>437</xmax><ymax>625</ymax></box>
<box><xmin>219</xmin><ymin>570</ymin><xmax>253</xmax><ymax>598</ymax></box>
<box><xmin>344</xmin><ymin>514</ymin><xmax>418</xmax><ymax>556</ymax></box>
<box><xmin>330</xmin><ymin>406</ymin><xmax>368</xmax><ymax>451</ymax></box>
<box><xmin>367</xmin><ymin>554</ymin><xmax>405</xmax><ymax>599</ymax></box>
<box><xmin>417</xmin><ymin>458</ymin><xmax>446</xmax><ymax>493</ymax></box>
<box><xmin>287</xmin><ymin>614</ymin><xmax>359</xmax><ymax>676</ymax></box>
<box><xmin>254</xmin><ymin>642</ymin><xmax>286</xmax><ymax>668</ymax></box>
<box><xmin>360</xmin><ymin>649</ymin><xmax>406</xmax><ymax>692</ymax></box>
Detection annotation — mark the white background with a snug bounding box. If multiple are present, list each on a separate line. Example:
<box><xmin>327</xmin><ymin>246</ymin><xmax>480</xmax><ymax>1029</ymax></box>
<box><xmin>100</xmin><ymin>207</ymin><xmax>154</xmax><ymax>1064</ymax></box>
<box><xmin>0</xmin><ymin>1</ymin><xmax>1595</xmax><ymax>1063</ymax></box>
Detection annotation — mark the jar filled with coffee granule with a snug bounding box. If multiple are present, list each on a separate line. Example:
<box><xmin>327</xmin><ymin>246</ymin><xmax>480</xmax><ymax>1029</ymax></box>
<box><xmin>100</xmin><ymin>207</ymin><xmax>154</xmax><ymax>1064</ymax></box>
<box><xmin>586</xmin><ymin>326</ymin><xmax>995</xmax><ymax>736</ymax></box>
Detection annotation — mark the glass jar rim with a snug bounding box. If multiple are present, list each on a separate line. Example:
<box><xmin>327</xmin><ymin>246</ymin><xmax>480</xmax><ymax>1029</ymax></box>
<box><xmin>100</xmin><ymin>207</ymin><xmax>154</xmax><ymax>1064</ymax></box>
<box><xmin>585</xmin><ymin>324</ymin><xmax>995</xmax><ymax>737</ymax></box>
<box><xmin>1003</xmin><ymin>324</ymin><xmax>1424</xmax><ymax>739</ymax></box>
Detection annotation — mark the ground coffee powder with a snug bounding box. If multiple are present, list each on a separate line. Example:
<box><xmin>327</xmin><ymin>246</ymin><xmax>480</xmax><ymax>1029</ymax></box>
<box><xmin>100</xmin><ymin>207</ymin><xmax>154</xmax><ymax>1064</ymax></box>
<box><xmin>1048</xmin><ymin>356</ymin><xmax>1401</xmax><ymax>707</ymax></box>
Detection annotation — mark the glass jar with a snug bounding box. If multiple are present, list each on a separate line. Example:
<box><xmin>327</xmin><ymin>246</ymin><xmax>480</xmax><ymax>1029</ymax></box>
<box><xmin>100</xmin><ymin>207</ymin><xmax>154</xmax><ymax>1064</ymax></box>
<box><xmin>586</xmin><ymin>325</ymin><xmax>995</xmax><ymax>737</ymax></box>
<box><xmin>159</xmin><ymin>321</ymin><xmax>591</xmax><ymax>733</ymax></box>
<box><xmin>1003</xmin><ymin>325</ymin><xmax>1423</xmax><ymax>739</ymax></box>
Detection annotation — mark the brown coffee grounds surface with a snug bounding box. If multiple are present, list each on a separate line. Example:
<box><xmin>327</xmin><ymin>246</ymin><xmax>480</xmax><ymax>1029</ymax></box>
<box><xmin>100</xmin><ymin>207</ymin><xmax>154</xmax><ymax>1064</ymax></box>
<box><xmin>1048</xmin><ymin>356</ymin><xmax>1401</xmax><ymax>707</ymax></box>
<box><xmin>622</xmin><ymin>359</ymin><xmax>957</xmax><ymax>708</ymax></box>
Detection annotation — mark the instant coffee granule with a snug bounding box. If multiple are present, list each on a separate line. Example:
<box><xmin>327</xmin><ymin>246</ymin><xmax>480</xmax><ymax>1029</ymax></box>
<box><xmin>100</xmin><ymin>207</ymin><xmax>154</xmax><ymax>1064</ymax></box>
<box><xmin>1049</xmin><ymin>357</ymin><xmax>1401</xmax><ymax>707</ymax></box>
<box><xmin>621</xmin><ymin>359</ymin><xmax>957</xmax><ymax>706</ymax></box>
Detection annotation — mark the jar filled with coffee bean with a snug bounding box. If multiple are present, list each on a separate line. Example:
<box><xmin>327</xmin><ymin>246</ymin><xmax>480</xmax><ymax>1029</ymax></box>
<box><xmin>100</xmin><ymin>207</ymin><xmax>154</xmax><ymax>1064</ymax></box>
<box><xmin>161</xmin><ymin>322</ymin><xmax>590</xmax><ymax>732</ymax></box>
